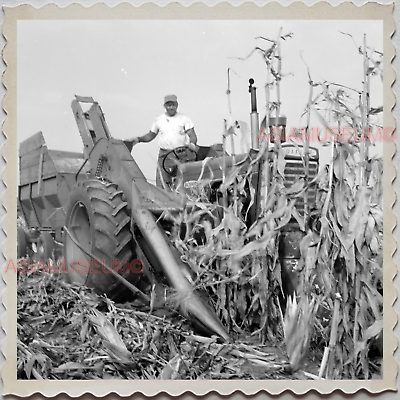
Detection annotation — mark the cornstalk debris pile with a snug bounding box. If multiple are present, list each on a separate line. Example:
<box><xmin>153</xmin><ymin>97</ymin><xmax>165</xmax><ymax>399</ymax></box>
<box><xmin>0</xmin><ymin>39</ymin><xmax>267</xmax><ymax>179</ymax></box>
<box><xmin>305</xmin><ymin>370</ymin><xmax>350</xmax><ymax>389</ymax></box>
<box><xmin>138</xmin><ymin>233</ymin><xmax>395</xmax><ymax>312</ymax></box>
<box><xmin>18</xmin><ymin>269</ymin><xmax>298</xmax><ymax>380</ymax></box>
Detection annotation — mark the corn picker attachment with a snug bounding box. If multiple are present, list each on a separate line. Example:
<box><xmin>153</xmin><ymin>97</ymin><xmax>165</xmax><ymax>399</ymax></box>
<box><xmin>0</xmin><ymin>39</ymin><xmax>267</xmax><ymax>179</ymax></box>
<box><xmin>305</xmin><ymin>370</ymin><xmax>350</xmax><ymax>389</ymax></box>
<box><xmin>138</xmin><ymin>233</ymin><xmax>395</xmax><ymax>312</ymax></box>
<box><xmin>19</xmin><ymin>96</ymin><xmax>230</xmax><ymax>341</ymax></box>
<box><xmin>18</xmin><ymin>87</ymin><xmax>319</xmax><ymax>342</ymax></box>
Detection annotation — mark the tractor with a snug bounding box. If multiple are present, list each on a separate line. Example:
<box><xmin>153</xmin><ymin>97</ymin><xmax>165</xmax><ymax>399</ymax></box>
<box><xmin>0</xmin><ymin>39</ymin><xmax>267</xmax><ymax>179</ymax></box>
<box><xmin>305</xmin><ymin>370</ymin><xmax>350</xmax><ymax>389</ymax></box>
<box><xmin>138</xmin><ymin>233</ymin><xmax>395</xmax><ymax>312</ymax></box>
<box><xmin>17</xmin><ymin>81</ymin><xmax>319</xmax><ymax>342</ymax></box>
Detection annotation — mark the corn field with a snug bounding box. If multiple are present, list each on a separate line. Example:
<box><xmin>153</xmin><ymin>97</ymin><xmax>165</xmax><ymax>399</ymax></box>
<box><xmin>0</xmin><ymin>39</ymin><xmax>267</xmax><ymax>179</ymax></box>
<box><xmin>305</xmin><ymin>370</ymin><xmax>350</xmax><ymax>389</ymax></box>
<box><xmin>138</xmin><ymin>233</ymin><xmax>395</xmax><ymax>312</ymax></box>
<box><xmin>166</xmin><ymin>31</ymin><xmax>384</xmax><ymax>379</ymax></box>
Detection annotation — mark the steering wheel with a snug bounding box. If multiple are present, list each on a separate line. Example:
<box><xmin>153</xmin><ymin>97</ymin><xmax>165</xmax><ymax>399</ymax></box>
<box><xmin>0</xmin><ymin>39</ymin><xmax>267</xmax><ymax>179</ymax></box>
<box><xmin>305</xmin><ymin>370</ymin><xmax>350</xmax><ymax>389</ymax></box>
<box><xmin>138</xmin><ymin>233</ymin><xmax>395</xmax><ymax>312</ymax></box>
<box><xmin>162</xmin><ymin>146</ymin><xmax>198</xmax><ymax>176</ymax></box>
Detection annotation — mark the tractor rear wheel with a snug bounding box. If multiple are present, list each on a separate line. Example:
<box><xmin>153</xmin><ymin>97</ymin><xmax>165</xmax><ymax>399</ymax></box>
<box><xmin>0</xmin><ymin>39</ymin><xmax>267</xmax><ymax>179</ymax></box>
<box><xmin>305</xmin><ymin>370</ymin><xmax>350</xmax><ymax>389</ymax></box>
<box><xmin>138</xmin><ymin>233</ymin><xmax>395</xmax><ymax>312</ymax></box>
<box><xmin>36</xmin><ymin>232</ymin><xmax>54</xmax><ymax>262</ymax></box>
<box><xmin>63</xmin><ymin>179</ymin><xmax>141</xmax><ymax>300</ymax></box>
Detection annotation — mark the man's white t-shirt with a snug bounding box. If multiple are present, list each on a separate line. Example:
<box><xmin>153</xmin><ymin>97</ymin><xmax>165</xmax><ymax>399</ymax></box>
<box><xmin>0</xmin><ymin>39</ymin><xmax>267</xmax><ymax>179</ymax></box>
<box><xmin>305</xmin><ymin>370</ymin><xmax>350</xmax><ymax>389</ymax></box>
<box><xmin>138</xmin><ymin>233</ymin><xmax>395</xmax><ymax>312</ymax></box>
<box><xmin>150</xmin><ymin>113</ymin><xmax>194</xmax><ymax>150</ymax></box>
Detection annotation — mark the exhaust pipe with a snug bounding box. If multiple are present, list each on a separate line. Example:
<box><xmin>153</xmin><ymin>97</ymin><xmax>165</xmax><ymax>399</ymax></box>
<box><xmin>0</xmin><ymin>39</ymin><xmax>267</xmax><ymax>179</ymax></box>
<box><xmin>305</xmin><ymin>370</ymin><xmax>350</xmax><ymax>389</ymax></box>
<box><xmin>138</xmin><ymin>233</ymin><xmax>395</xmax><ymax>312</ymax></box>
<box><xmin>249</xmin><ymin>78</ymin><xmax>260</xmax><ymax>149</ymax></box>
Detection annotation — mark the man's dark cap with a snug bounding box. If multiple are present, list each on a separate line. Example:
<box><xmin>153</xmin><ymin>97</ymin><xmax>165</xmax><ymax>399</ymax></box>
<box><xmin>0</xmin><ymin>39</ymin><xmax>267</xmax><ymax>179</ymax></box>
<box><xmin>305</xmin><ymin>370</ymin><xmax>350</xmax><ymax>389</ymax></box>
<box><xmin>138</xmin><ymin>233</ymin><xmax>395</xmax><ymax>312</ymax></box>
<box><xmin>164</xmin><ymin>94</ymin><xmax>178</xmax><ymax>104</ymax></box>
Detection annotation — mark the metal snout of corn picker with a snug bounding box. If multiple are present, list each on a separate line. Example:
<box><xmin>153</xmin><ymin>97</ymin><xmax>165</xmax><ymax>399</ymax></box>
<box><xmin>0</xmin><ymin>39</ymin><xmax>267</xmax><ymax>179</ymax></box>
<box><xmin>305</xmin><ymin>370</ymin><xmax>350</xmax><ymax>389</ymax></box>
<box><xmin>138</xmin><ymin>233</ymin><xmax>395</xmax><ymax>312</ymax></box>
<box><xmin>18</xmin><ymin>85</ymin><xmax>319</xmax><ymax>341</ymax></box>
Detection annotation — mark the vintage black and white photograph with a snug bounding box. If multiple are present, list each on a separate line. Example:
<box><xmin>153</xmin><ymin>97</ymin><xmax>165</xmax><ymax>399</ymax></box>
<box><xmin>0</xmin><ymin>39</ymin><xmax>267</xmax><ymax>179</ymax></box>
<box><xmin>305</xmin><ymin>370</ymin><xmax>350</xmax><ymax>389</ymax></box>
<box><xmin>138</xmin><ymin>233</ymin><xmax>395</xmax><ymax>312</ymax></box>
<box><xmin>2</xmin><ymin>1</ymin><xmax>396</xmax><ymax>396</ymax></box>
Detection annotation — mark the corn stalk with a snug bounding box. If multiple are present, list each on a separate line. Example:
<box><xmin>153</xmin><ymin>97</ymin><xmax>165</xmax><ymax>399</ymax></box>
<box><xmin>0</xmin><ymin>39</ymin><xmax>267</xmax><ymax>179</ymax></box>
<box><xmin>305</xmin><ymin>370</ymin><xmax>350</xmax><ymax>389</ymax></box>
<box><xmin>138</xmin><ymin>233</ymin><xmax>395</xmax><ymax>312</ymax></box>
<box><xmin>271</xmin><ymin>28</ymin><xmax>283</xmax><ymax>184</ymax></box>
<box><xmin>360</xmin><ymin>33</ymin><xmax>369</xmax><ymax>186</ymax></box>
<box><xmin>259</xmin><ymin>63</ymin><xmax>271</xmax><ymax>217</ymax></box>
<box><xmin>304</xmin><ymin>77</ymin><xmax>313</xmax><ymax>225</ymax></box>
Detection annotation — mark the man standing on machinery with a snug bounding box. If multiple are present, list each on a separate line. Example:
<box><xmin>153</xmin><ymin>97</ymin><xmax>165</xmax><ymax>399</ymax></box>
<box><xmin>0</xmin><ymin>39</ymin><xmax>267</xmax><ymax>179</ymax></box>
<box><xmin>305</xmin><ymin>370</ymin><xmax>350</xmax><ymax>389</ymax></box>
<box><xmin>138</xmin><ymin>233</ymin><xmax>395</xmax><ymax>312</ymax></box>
<box><xmin>129</xmin><ymin>94</ymin><xmax>198</xmax><ymax>188</ymax></box>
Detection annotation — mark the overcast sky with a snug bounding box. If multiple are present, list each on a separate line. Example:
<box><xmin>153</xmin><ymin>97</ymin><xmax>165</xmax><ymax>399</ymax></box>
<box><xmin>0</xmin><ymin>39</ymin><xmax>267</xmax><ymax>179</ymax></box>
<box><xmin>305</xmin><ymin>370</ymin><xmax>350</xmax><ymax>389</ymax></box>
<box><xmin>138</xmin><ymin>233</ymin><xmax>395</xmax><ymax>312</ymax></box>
<box><xmin>17</xmin><ymin>20</ymin><xmax>383</xmax><ymax>182</ymax></box>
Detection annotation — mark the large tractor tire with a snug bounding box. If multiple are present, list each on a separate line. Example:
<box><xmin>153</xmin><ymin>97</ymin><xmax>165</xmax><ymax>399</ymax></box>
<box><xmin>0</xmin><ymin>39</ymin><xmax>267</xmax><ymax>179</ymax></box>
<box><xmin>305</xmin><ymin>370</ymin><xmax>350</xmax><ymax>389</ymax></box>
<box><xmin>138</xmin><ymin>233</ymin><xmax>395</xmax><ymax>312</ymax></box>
<box><xmin>17</xmin><ymin>226</ymin><xmax>28</xmax><ymax>259</ymax></box>
<box><xmin>63</xmin><ymin>179</ymin><xmax>141</xmax><ymax>300</ymax></box>
<box><xmin>36</xmin><ymin>232</ymin><xmax>54</xmax><ymax>262</ymax></box>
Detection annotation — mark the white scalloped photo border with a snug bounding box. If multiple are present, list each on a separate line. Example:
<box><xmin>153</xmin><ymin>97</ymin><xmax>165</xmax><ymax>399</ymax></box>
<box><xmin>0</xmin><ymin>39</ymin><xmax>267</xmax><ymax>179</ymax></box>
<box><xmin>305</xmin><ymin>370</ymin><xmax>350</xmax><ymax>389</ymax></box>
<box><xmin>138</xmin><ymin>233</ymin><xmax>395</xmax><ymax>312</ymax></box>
<box><xmin>1</xmin><ymin>1</ymin><xmax>397</xmax><ymax>397</ymax></box>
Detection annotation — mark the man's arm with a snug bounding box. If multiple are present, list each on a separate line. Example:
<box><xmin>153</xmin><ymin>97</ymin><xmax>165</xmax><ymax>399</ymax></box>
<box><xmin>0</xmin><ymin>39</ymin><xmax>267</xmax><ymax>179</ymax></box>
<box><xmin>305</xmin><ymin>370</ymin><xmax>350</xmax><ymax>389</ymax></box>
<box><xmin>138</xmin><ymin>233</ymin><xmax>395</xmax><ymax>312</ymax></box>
<box><xmin>186</xmin><ymin>128</ymin><xmax>197</xmax><ymax>145</ymax></box>
<box><xmin>138</xmin><ymin>131</ymin><xmax>158</xmax><ymax>143</ymax></box>
<box><xmin>129</xmin><ymin>131</ymin><xmax>157</xmax><ymax>145</ymax></box>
